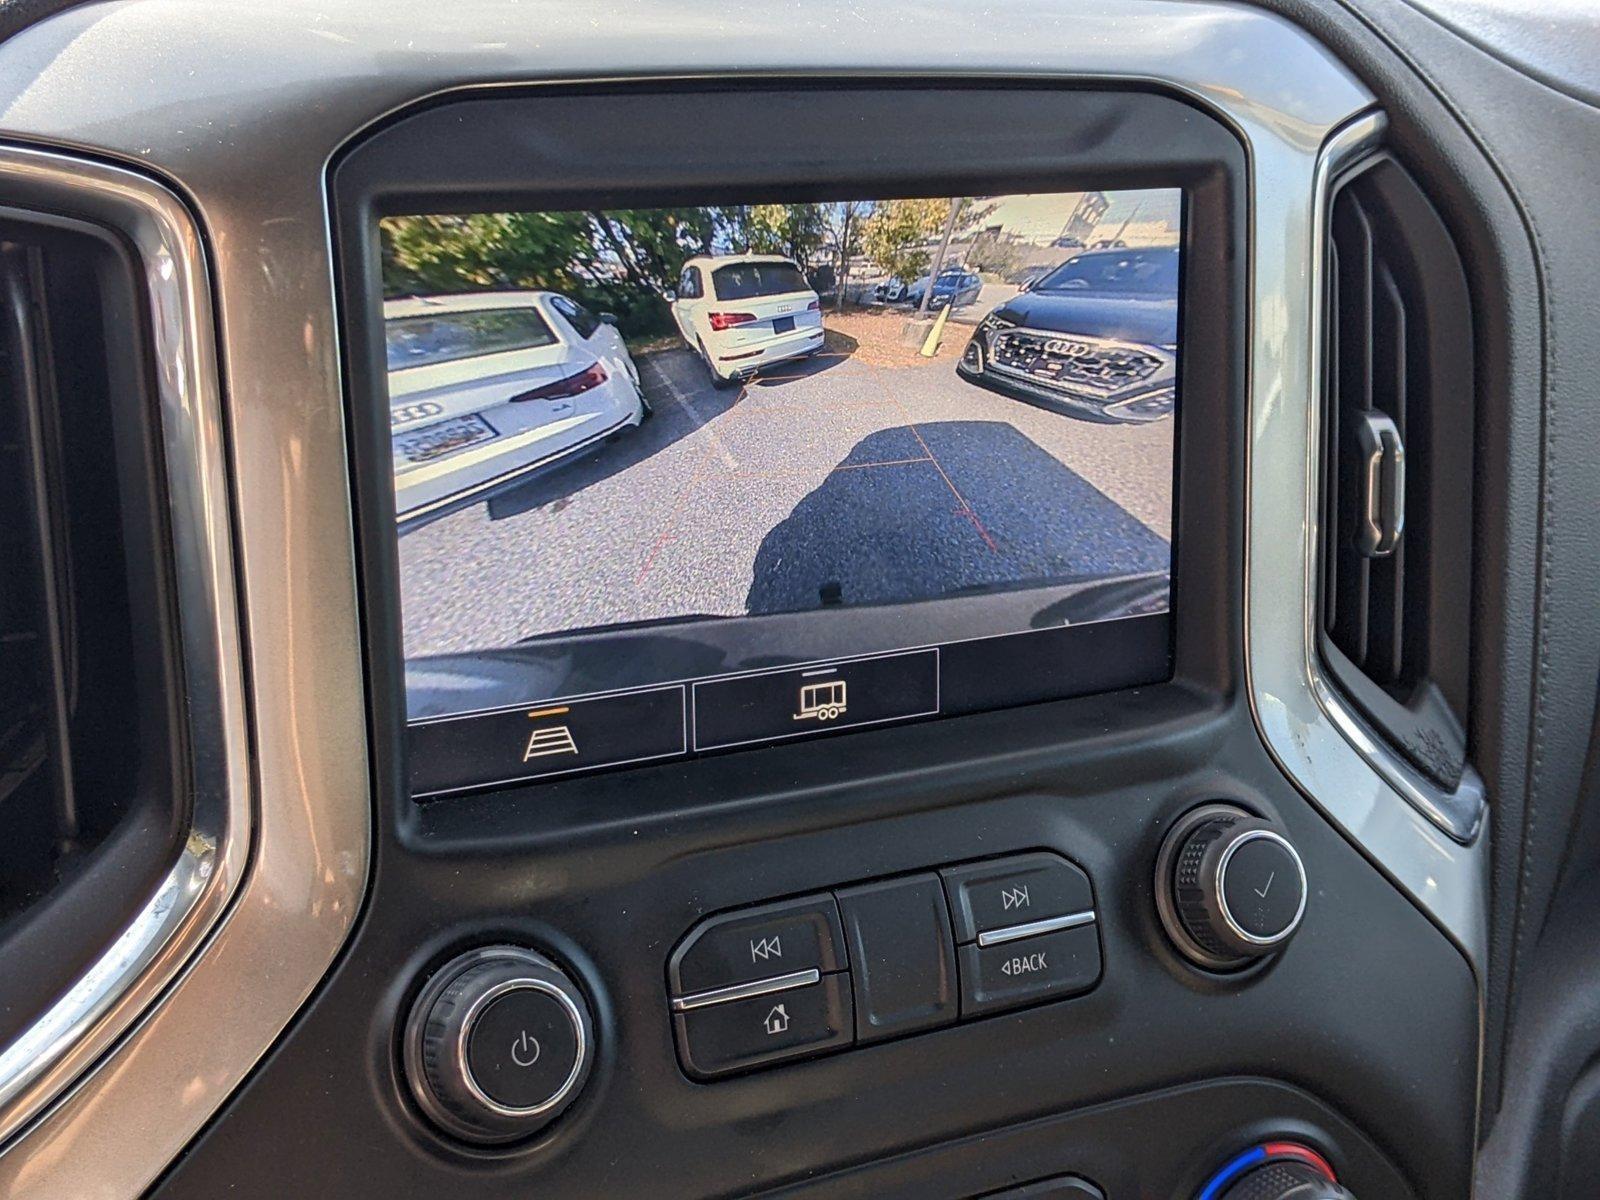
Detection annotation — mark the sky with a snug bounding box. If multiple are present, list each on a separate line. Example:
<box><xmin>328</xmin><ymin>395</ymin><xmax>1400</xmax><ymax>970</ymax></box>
<box><xmin>981</xmin><ymin>188</ymin><xmax>1182</xmax><ymax>244</ymax></box>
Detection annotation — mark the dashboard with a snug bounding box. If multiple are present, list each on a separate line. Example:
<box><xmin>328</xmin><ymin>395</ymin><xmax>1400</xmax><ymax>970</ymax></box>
<box><xmin>0</xmin><ymin>2</ymin><xmax>1597</xmax><ymax>1199</ymax></box>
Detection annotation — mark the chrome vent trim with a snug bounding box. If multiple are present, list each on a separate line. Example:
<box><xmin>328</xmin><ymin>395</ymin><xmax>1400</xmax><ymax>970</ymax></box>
<box><xmin>1245</xmin><ymin>108</ymin><xmax>1487</xmax><ymax>969</ymax></box>
<box><xmin>0</xmin><ymin>149</ymin><xmax>250</xmax><ymax>1149</ymax></box>
<box><xmin>1314</xmin><ymin>152</ymin><xmax>1482</xmax><ymax>843</ymax></box>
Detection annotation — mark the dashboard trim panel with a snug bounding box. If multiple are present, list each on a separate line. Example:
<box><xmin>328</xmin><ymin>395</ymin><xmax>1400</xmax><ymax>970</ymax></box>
<box><xmin>0</xmin><ymin>1</ymin><xmax>1485</xmax><ymax>1193</ymax></box>
<box><xmin>0</xmin><ymin>147</ymin><xmax>250</xmax><ymax>1155</ymax></box>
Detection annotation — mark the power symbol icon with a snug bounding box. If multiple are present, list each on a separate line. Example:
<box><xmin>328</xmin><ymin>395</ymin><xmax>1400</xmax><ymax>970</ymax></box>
<box><xmin>510</xmin><ymin>1030</ymin><xmax>541</xmax><ymax>1068</ymax></box>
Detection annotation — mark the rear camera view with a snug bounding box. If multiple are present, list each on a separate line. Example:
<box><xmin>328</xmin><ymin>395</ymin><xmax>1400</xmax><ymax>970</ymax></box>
<box><xmin>382</xmin><ymin>189</ymin><xmax>1180</xmax><ymax>722</ymax></box>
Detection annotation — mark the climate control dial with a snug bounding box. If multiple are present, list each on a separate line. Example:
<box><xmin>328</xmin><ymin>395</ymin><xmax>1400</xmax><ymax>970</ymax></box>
<box><xmin>1197</xmin><ymin>1143</ymin><xmax>1353</xmax><ymax>1199</ymax></box>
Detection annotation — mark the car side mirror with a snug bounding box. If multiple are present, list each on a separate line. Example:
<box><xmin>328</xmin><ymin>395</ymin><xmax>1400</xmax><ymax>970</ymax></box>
<box><xmin>599</xmin><ymin>312</ymin><xmax>619</xmax><ymax>326</ymax></box>
<box><xmin>663</xmin><ymin>290</ymin><xmax>677</xmax><ymax>303</ymax></box>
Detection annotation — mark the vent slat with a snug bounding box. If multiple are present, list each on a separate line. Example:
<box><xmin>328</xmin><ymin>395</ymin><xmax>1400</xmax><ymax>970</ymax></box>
<box><xmin>1322</xmin><ymin>239</ymin><xmax>1342</xmax><ymax>636</ymax></box>
<box><xmin>1369</xmin><ymin>264</ymin><xmax>1408</xmax><ymax>683</ymax></box>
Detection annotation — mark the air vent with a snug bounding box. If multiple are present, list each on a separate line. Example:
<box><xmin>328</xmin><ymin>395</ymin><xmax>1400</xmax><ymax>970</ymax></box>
<box><xmin>0</xmin><ymin>218</ymin><xmax>186</xmax><ymax>1062</ymax></box>
<box><xmin>1320</xmin><ymin>154</ymin><xmax>1474</xmax><ymax>792</ymax></box>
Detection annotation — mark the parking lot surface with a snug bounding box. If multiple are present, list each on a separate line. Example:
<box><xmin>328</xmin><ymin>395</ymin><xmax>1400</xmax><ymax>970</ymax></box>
<box><xmin>398</xmin><ymin>339</ymin><xmax>1174</xmax><ymax>659</ymax></box>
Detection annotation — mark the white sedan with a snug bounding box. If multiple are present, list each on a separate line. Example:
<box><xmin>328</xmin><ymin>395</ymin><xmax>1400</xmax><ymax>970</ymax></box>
<box><xmin>386</xmin><ymin>291</ymin><xmax>648</xmax><ymax>526</ymax></box>
<box><xmin>669</xmin><ymin>254</ymin><xmax>824</xmax><ymax>387</ymax></box>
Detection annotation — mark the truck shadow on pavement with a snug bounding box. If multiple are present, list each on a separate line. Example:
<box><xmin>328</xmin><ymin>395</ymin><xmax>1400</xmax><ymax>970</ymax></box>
<box><xmin>745</xmin><ymin>420</ymin><xmax>1170</xmax><ymax>615</ymax></box>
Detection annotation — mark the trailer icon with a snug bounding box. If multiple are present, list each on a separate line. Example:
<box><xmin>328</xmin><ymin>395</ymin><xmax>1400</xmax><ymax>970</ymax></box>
<box><xmin>794</xmin><ymin>679</ymin><xmax>848</xmax><ymax>722</ymax></box>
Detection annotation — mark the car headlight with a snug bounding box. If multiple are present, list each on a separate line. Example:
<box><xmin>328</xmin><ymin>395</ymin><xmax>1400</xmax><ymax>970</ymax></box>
<box><xmin>979</xmin><ymin>312</ymin><xmax>1017</xmax><ymax>334</ymax></box>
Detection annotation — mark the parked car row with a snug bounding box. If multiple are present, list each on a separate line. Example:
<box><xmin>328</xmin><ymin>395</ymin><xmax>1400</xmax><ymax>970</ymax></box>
<box><xmin>872</xmin><ymin>266</ymin><xmax>983</xmax><ymax>309</ymax></box>
<box><xmin>386</xmin><ymin>247</ymin><xmax>1177</xmax><ymax>527</ymax></box>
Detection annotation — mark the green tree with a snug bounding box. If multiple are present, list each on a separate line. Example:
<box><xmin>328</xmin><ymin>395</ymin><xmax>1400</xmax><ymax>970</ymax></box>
<box><xmin>381</xmin><ymin>203</ymin><xmax>839</xmax><ymax>344</ymax></box>
<box><xmin>861</xmin><ymin>198</ymin><xmax>947</xmax><ymax>285</ymax></box>
<box><xmin>591</xmin><ymin>207</ymin><xmax>723</xmax><ymax>295</ymax></box>
<box><xmin>821</xmin><ymin>200</ymin><xmax>868</xmax><ymax>309</ymax></box>
<box><xmin>744</xmin><ymin>203</ymin><xmax>827</xmax><ymax>268</ymax></box>
<box><xmin>381</xmin><ymin>212</ymin><xmax>597</xmax><ymax>297</ymax></box>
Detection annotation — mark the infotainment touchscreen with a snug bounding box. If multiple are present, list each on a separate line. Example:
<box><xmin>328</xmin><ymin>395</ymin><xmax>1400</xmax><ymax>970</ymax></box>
<box><xmin>382</xmin><ymin>188</ymin><xmax>1182</xmax><ymax>796</ymax></box>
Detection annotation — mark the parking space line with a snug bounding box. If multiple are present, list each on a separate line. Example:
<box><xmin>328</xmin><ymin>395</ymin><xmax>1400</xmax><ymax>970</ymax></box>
<box><xmin>723</xmin><ymin>458</ymin><xmax>934</xmax><ymax>482</ymax></box>
<box><xmin>639</xmin><ymin>354</ymin><xmax>739</xmax><ymax>470</ymax></box>
<box><xmin>857</xmin><ymin>357</ymin><xmax>1000</xmax><ymax>554</ymax></box>
<box><xmin>635</xmin><ymin>442</ymin><xmax>716</xmax><ymax>585</ymax></box>
<box><xmin>635</xmin><ymin>359</ymin><xmax>750</xmax><ymax>585</ymax></box>
<box><xmin>831</xmin><ymin>456</ymin><xmax>934</xmax><ymax>471</ymax></box>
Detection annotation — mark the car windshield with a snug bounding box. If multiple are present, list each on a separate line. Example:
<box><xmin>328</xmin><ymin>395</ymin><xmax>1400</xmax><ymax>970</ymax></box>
<box><xmin>712</xmin><ymin>261</ymin><xmax>808</xmax><ymax>301</ymax></box>
<box><xmin>385</xmin><ymin>307</ymin><xmax>558</xmax><ymax>369</ymax></box>
<box><xmin>1034</xmin><ymin>250</ymin><xmax>1178</xmax><ymax>296</ymax></box>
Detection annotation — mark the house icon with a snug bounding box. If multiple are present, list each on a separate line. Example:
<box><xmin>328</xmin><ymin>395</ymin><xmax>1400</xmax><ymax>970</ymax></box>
<box><xmin>763</xmin><ymin>1005</ymin><xmax>790</xmax><ymax>1036</ymax></box>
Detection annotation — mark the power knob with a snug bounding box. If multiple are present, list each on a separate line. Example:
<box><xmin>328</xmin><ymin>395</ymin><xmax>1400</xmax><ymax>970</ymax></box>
<box><xmin>402</xmin><ymin>946</ymin><xmax>594</xmax><ymax>1143</ymax></box>
<box><xmin>1156</xmin><ymin>804</ymin><xmax>1307</xmax><ymax>969</ymax></box>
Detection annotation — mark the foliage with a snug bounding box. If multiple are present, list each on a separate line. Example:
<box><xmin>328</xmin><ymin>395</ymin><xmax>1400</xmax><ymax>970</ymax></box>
<box><xmin>820</xmin><ymin>200</ymin><xmax>869</xmax><ymax>309</ymax></box>
<box><xmin>588</xmin><ymin>207</ymin><xmax>721</xmax><ymax>294</ymax></box>
<box><xmin>861</xmin><ymin>198</ymin><xmax>949</xmax><ymax>284</ymax></box>
<box><xmin>381</xmin><ymin>212</ymin><xmax>597</xmax><ymax>297</ymax></box>
<box><xmin>743</xmin><ymin>203</ymin><xmax>827</xmax><ymax>267</ymax></box>
<box><xmin>381</xmin><ymin>203</ymin><xmax>833</xmax><ymax>344</ymax></box>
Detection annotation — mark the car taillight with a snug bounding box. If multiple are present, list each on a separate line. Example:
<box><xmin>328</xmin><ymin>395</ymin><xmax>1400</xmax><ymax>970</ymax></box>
<box><xmin>708</xmin><ymin>311</ymin><xmax>758</xmax><ymax>331</ymax></box>
<box><xmin>806</xmin><ymin>299</ymin><xmax>820</xmax><ymax>310</ymax></box>
<box><xmin>511</xmin><ymin>361</ymin><xmax>608</xmax><ymax>403</ymax></box>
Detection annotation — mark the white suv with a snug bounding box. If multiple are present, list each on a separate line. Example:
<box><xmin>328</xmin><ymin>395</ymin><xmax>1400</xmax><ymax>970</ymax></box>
<box><xmin>386</xmin><ymin>291</ymin><xmax>648</xmax><ymax>527</ymax></box>
<box><xmin>670</xmin><ymin>254</ymin><xmax>824</xmax><ymax>387</ymax></box>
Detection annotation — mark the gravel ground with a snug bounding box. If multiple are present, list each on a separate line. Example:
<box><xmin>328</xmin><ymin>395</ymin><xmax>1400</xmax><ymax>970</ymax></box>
<box><xmin>397</xmin><ymin>330</ymin><xmax>1175</xmax><ymax>659</ymax></box>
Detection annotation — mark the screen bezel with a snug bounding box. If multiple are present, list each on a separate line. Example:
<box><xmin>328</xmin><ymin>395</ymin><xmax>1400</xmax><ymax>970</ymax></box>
<box><xmin>330</xmin><ymin>80</ymin><xmax>1244</xmax><ymax>814</ymax></box>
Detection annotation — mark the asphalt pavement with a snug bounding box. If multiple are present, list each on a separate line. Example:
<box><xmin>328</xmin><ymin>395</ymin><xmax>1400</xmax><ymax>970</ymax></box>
<box><xmin>397</xmin><ymin>341</ymin><xmax>1175</xmax><ymax>659</ymax></box>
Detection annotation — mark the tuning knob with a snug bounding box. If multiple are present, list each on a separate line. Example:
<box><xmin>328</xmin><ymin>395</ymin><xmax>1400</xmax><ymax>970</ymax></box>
<box><xmin>402</xmin><ymin>946</ymin><xmax>594</xmax><ymax>1143</ymax></box>
<box><xmin>1199</xmin><ymin>1143</ymin><xmax>1353</xmax><ymax>1199</ymax></box>
<box><xmin>1156</xmin><ymin>804</ymin><xmax>1307</xmax><ymax>969</ymax></box>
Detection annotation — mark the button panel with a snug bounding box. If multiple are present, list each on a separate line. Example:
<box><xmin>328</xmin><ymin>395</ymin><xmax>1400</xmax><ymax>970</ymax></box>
<box><xmin>691</xmin><ymin>648</ymin><xmax>939</xmax><ymax>751</ymax></box>
<box><xmin>1219</xmin><ymin>833</ymin><xmax>1305</xmax><ymax>942</ymax></box>
<box><xmin>409</xmin><ymin>685</ymin><xmax>687</xmax><ymax>797</ymax></box>
<box><xmin>667</xmin><ymin>851</ymin><xmax>1100</xmax><ymax>1078</ymax></box>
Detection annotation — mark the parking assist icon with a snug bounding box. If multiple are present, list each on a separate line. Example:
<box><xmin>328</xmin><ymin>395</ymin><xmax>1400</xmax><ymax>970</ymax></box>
<box><xmin>522</xmin><ymin>706</ymin><xmax>579</xmax><ymax>760</ymax></box>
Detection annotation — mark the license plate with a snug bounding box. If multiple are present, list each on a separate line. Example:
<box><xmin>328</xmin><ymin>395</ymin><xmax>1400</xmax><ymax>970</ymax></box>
<box><xmin>771</xmin><ymin>315</ymin><xmax>796</xmax><ymax>335</ymax></box>
<box><xmin>393</xmin><ymin>414</ymin><xmax>498</xmax><ymax>464</ymax></box>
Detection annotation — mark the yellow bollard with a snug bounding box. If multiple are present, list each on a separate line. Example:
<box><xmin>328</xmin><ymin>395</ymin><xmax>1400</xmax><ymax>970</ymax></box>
<box><xmin>920</xmin><ymin>301</ymin><xmax>952</xmax><ymax>358</ymax></box>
